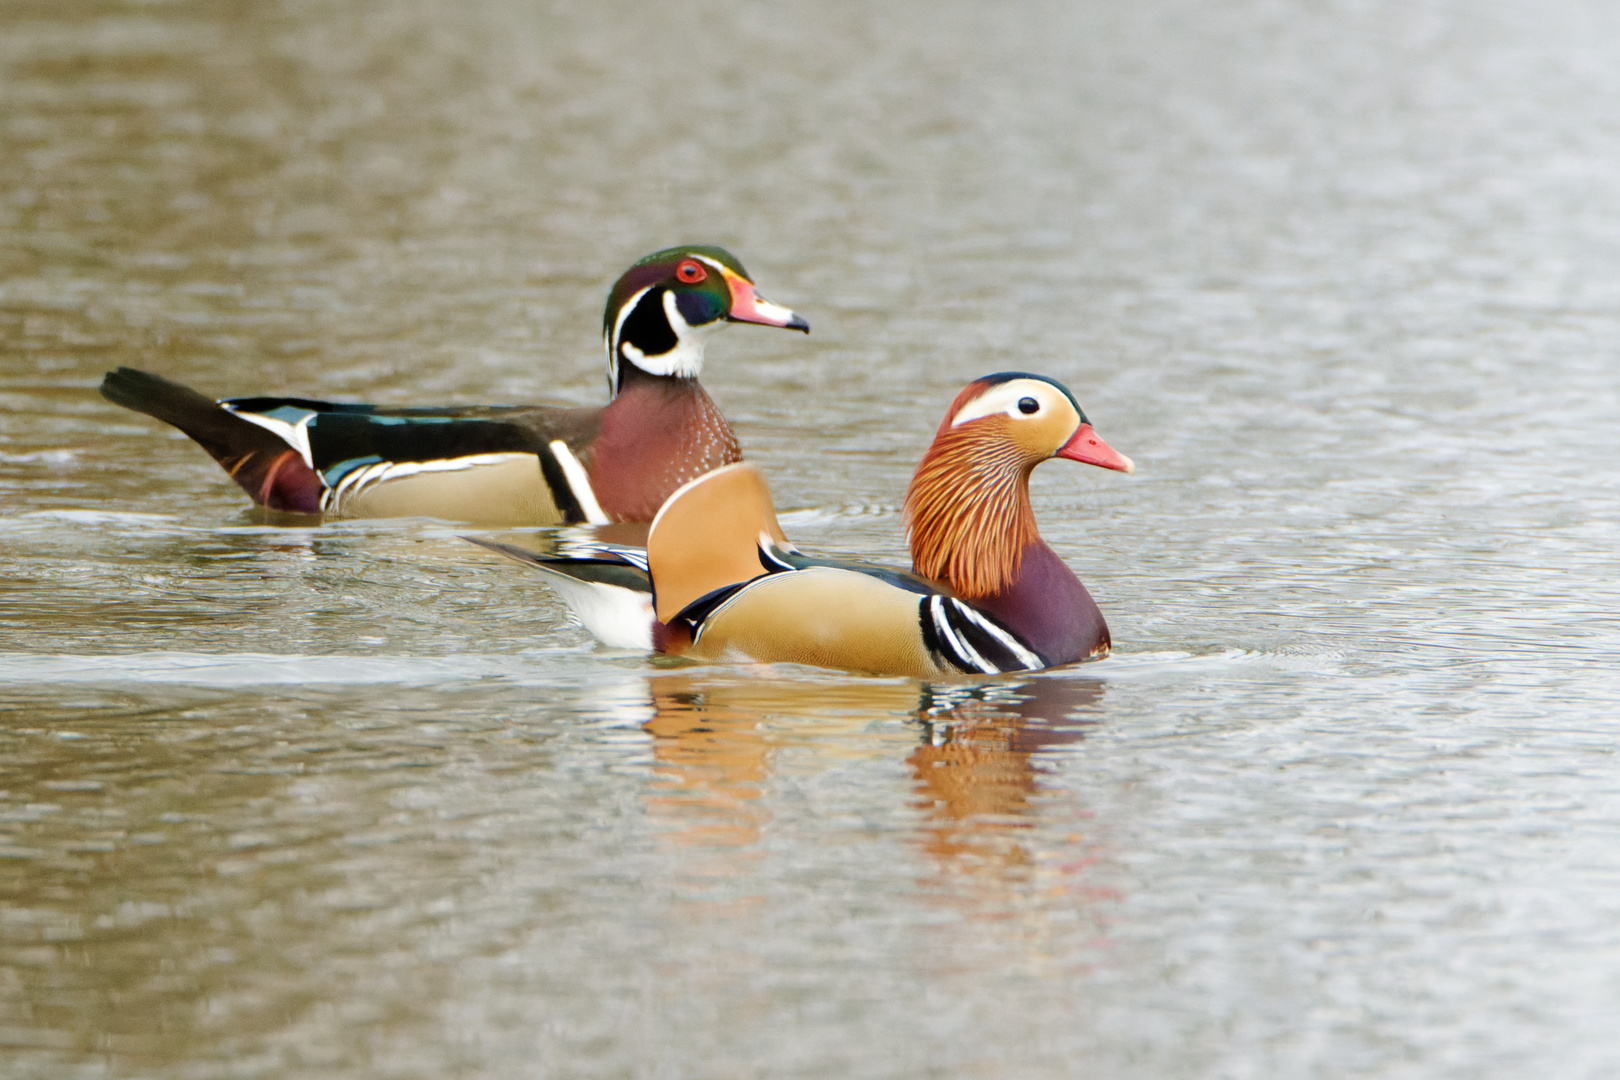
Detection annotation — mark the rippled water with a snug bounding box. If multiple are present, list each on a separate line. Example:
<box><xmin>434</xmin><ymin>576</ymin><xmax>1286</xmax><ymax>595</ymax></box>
<box><xmin>4</xmin><ymin>1</ymin><xmax>1620</xmax><ymax>1076</ymax></box>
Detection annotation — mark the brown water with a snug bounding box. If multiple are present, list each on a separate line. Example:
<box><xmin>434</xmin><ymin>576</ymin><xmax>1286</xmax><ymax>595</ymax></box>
<box><xmin>4</xmin><ymin>1</ymin><xmax>1620</xmax><ymax>1077</ymax></box>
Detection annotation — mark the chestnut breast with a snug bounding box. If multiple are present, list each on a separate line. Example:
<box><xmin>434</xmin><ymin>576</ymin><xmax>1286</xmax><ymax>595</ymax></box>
<box><xmin>585</xmin><ymin>376</ymin><xmax>742</xmax><ymax>523</ymax></box>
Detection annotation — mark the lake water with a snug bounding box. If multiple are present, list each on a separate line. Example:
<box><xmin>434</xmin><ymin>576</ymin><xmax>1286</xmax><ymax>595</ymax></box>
<box><xmin>3</xmin><ymin>1</ymin><xmax>1619</xmax><ymax>1076</ymax></box>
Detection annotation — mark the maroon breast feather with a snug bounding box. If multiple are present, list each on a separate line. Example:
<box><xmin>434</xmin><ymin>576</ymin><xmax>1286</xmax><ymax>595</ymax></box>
<box><xmin>585</xmin><ymin>367</ymin><xmax>742</xmax><ymax>523</ymax></box>
<box><xmin>970</xmin><ymin>540</ymin><xmax>1110</xmax><ymax>666</ymax></box>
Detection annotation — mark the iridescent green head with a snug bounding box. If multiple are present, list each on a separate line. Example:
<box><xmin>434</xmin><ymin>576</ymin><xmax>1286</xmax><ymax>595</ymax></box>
<box><xmin>602</xmin><ymin>245</ymin><xmax>808</xmax><ymax>395</ymax></box>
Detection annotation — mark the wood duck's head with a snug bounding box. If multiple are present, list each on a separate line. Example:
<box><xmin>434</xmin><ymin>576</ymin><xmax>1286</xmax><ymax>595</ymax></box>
<box><xmin>905</xmin><ymin>373</ymin><xmax>1134</xmax><ymax>599</ymax></box>
<box><xmin>602</xmin><ymin>246</ymin><xmax>808</xmax><ymax>395</ymax></box>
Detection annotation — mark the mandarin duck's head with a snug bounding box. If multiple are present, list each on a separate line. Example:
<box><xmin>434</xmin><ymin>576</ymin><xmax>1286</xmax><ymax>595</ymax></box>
<box><xmin>602</xmin><ymin>245</ymin><xmax>808</xmax><ymax>395</ymax></box>
<box><xmin>905</xmin><ymin>373</ymin><xmax>1133</xmax><ymax>599</ymax></box>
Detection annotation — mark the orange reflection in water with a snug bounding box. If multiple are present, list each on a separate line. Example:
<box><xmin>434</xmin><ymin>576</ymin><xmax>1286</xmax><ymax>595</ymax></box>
<box><xmin>638</xmin><ymin>671</ymin><xmax>1105</xmax><ymax>877</ymax></box>
<box><xmin>909</xmin><ymin>677</ymin><xmax>1105</xmax><ymax>893</ymax></box>
<box><xmin>633</xmin><ymin>667</ymin><xmax>1116</xmax><ymax>963</ymax></box>
<box><xmin>642</xmin><ymin>672</ymin><xmax>922</xmax><ymax>850</ymax></box>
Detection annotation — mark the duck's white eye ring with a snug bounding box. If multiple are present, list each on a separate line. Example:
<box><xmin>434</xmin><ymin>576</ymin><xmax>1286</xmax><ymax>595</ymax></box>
<box><xmin>1017</xmin><ymin>397</ymin><xmax>1039</xmax><ymax>415</ymax></box>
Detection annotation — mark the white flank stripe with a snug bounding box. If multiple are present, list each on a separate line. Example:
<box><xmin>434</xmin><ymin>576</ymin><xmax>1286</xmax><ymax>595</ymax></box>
<box><xmin>548</xmin><ymin>441</ymin><xmax>609</xmax><ymax>524</ymax></box>
<box><xmin>223</xmin><ymin>406</ymin><xmax>316</xmax><ymax>469</ymax></box>
<box><xmin>952</xmin><ymin>601</ymin><xmax>1042</xmax><ymax>669</ymax></box>
<box><xmin>325</xmin><ymin>461</ymin><xmax>377</xmax><ymax>510</ymax></box>
<box><xmin>931</xmin><ymin>596</ymin><xmax>995</xmax><ymax>674</ymax></box>
<box><xmin>324</xmin><ymin>452</ymin><xmax>534</xmax><ymax>515</ymax></box>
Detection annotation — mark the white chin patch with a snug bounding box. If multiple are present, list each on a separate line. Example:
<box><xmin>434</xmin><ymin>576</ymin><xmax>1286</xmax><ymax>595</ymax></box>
<box><xmin>617</xmin><ymin>290</ymin><xmax>720</xmax><ymax>379</ymax></box>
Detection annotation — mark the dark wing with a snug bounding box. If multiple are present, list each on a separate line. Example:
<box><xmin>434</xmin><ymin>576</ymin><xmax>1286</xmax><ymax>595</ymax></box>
<box><xmin>224</xmin><ymin>399</ymin><xmax>607</xmax><ymax>522</ymax></box>
<box><xmin>757</xmin><ymin>543</ymin><xmax>942</xmax><ymax>596</ymax></box>
<box><xmin>103</xmin><ymin>367</ymin><xmax>609</xmax><ymax>520</ymax></box>
<box><xmin>220</xmin><ymin>397</ymin><xmax>601</xmax><ymax>482</ymax></box>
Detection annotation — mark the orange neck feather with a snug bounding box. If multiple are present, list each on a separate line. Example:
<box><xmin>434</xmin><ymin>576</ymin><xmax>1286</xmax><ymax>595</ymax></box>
<box><xmin>904</xmin><ymin>419</ymin><xmax>1040</xmax><ymax>600</ymax></box>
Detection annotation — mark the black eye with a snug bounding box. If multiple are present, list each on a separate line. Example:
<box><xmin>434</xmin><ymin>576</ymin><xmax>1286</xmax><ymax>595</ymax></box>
<box><xmin>675</xmin><ymin>259</ymin><xmax>707</xmax><ymax>284</ymax></box>
<box><xmin>1017</xmin><ymin>397</ymin><xmax>1039</xmax><ymax>415</ymax></box>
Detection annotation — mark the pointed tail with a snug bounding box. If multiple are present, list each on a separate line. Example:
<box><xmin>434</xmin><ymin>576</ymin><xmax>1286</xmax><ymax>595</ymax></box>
<box><xmin>100</xmin><ymin>367</ymin><xmax>323</xmax><ymax>512</ymax></box>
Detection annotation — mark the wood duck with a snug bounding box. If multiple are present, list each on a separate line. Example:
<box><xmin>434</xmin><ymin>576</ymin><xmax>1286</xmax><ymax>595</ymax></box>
<box><xmin>471</xmin><ymin>373</ymin><xmax>1134</xmax><ymax>679</ymax></box>
<box><xmin>99</xmin><ymin>246</ymin><xmax>808</xmax><ymax>524</ymax></box>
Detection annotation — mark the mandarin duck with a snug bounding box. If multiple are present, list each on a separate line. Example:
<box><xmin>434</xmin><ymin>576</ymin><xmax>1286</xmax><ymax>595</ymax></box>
<box><xmin>471</xmin><ymin>373</ymin><xmax>1134</xmax><ymax>679</ymax></box>
<box><xmin>99</xmin><ymin>246</ymin><xmax>807</xmax><ymax>524</ymax></box>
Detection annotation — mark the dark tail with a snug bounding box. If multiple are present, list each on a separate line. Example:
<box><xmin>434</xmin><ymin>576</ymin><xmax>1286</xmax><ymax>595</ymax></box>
<box><xmin>100</xmin><ymin>367</ymin><xmax>323</xmax><ymax>512</ymax></box>
<box><xmin>462</xmin><ymin>536</ymin><xmax>653</xmax><ymax>592</ymax></box>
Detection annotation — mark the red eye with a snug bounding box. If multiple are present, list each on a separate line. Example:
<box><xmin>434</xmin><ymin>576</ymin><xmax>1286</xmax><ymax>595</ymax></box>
<box><xmin>675</xmin><ymin>259</ymin><xmax>707</xmax><ymax>284</ymax></box>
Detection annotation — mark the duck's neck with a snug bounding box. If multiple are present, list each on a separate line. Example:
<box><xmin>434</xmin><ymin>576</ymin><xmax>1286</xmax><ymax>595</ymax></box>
<box><xmin>905</xmin><ymin>427</ymin><xmax>1039</xmax><ymax>599</ymax></box>
<box><xmin>588</xmin><ymin>363</ymin><xmax>741</xmax><ymax>522</ymax></box>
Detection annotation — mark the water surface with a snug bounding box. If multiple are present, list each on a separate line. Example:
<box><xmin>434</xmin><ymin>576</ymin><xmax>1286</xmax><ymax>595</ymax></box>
<box><xmin>3</xmin><ymin>1</ymin><xmax>1620</xmax><ymax>1077</ymax></box>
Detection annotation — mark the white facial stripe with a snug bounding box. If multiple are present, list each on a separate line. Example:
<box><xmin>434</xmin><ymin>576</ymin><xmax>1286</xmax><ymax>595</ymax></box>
<box><xmin>611</xmin><ymin>285</ymin><xmax>653</xmax><ymax>351</ymax></box>
<box><xmin>663</xmin><ymin>288</ymin><xmax>692</xmax><ymax>335</ymax></box>
<box><xmin>606</xmin><ymin>284</ymin><xmax>654</xmax><ymax>396</ymax></box>
<box><xmin>690</xmin><ymin>254</ymin><xmax>729</xmax><ymax>275</ymax></box>
<box><xmin>617</xmin><ymin>290</ymin><xmax>713</xmax><ymax>378</ymax></box>
<box><xmin>949</xmin><ymin>380</ymin><xmax>1067</xmax><ymax>428</ymax></box>
<box><xmin>548</xmin><ymin>440</ymin><xmax>609</xmax><ymax>524</ymax></box>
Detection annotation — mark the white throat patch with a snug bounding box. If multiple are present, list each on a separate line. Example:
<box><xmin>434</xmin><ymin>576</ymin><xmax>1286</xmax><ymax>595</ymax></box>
<box><xmin>608</xmin><ymin>287</ymin><xmax>721</xmax><ymax>394</ymax></box>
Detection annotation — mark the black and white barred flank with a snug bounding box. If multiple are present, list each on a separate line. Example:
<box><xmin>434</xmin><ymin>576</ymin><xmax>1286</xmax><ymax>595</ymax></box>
<box><xmin>920</xmin><ymin>594</ymin><xmax>1044</xmax><ymax>675</ymax></box>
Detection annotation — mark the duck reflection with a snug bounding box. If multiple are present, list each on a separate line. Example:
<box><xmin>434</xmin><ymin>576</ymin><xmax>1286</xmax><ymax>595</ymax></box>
<box><xmin>637</xmin><ymin>670</ymin><xmax>1104</xmax><ymax>872</ymax></box>
<box><xmin>909</xmin><ymin>677</ymin><xmax>1103</xmax><ymax>881</ymax></box>
<box><xmin>642</xmin><ymin>673</ymin><xmax>922</xmax><ymax>849</ymax></box>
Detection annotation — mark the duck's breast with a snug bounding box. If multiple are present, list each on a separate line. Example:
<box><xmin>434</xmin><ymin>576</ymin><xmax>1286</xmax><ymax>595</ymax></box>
<box><xmin>588</xmin><ymin>380</ymin><xmax>741</xmax><ymax>522</ymax></box>
<box><xmin>972</xmin><ymin>542</ymin><xmax>1110</xmax><ymax>665</ymax></box>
